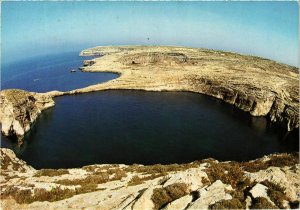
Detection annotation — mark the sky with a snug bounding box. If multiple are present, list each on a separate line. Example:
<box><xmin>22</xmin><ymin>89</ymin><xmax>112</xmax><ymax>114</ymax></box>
<box><xmin>1</xmin><ymin>1</ymin><xmax>299</xmax><ymax>66</ymax></box>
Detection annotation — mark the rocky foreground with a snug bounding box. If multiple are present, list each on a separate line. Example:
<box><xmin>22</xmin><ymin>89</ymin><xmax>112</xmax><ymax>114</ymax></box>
<box><xmin>0</xmin><ymin>46</ymin><xmax>299</xmax><ymax>140</ymax></box>
<box><xmin>0</xmin><ymin>148</ymin><xmax>299</xmax><ymax>210</ymax></box>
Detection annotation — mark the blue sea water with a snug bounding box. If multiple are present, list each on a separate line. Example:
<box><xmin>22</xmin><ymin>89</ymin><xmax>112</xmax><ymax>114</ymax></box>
<box><xmin>1</xmin><ymin>52</ymin><xmax>118</xmax><ymax>92</ymax></box>
<box><xmin>1</xmin><ymin>52</ymin><xmax>298</xmax><ymax>169</ymax></box>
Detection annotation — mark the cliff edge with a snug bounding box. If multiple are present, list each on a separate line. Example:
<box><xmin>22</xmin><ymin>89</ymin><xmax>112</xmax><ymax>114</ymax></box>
<box><xmin>78</xmin><ymin>46</ymin><xmax>299</xmax><ymax>131</ymax></box>
<box><xmin>0</xmin><ymin>89</ymin><xmax>55</xmax><ymax>140</ymax></box>
<box><xmin>1</xmin><ymin>46</ymin><xmax>298</xmax><ymax>139</ymax></box>
<box><xmin>0</xmin><ymin>148</ymin><xmax>299</xmax><ymax>209</ymax></box>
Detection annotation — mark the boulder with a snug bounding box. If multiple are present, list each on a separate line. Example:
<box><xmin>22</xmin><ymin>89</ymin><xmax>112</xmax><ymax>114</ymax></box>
<box><xmin>187</xmin><ymin>180</ymin><xmax>232</xmax><ymax>209</ymax></box>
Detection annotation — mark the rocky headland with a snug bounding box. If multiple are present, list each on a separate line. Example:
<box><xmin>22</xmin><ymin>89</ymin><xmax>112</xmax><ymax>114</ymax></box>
<box><xmin>1</xmin><ymin>46</ymin><xmax>299</xmax><ymax>140</ymax></box>
<box><xmin>0</xmin><ymin>89</ymin><xmax>55</xmax><ymax>141</ymax></box>
<box><xmin>0</xmin><ymin>46</ymin><xmax>299</xmax><ymax>209</ymax></box>
<box><xmin>78</xmin><ymin>46</ymin><xmax>299</xmax><ymax>132</ymax></box>
<box><xmin>1</xmin><ymin>148</ymin><xmax>299</xmax><ymax>209</ymax></box>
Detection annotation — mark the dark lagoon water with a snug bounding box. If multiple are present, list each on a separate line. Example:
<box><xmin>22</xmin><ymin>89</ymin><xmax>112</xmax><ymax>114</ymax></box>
<box><xmin>1</xmin><ymin>52</ymin><xmax>298</xmax><ymax>169</ymax></box>
<box><xmin>1</xmin><ymin>52</ymin><xmax>118</xmax><ymax>92</ymax></box>
<box><xmin>1</xmin><ymin>91</ymin><xmax>298</xmax><ymax>169</ymax></box>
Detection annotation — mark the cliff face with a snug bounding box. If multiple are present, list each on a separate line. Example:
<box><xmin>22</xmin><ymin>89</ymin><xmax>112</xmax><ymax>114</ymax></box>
<box><xmin>1</xmin><ymin>148</ymin><xmax>299</xmax><ymax>210</ymax></box>
<box><xmin>1</xmin><ymin>46</ymin><xmax>298</xmax><ymax>138</ymax></box>
<box><xmin>76</xmin><ymin>46</ymin><xmax>299</xmax><ymax>131</ymax></box>
<box><xmin>0</xmin><ymin>89</ymin><xmax>55</xmax><ymax>140</ymax></box>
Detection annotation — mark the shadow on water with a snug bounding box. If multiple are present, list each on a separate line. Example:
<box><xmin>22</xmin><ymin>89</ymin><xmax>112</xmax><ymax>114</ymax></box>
<box><xmin>1</xmin><ymin>90</ymin><xmax>298</xmax><ymax>169</ymax></box>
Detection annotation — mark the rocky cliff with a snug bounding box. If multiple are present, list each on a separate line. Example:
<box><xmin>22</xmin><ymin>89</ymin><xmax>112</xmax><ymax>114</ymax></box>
<box><xmin>77</xmin><ymin>46</ymin><xmax>299</xmax><ymax>131</ymax></box>
<box><xmin>0</xmin><ymin>89</ymin><xmax>55</xmax><ymax>140</ymax></box>
<box><xmin>0</xmin><ymin>148</ymin><xmax>299</xmax><ymax>210</ymax></box>
<box><xmin>1</xmin><ymin>46</ymin><xmax>298</xmax><ymax>139</ymax></box>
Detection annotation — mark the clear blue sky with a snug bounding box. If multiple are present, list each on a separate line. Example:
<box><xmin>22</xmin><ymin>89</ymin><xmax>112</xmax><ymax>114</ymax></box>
<box><xmin>2</xmin><ymin>1</ymin><xmax>298</xmax><ymax>66</ymax></box>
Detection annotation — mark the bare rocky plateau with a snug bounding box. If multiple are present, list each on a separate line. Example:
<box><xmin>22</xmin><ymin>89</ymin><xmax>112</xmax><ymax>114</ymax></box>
<box><xmin>0</xmin><ymin>46</ymin><xmax>299</xmax><ymax>209</ymax></box>
<box><xmin>1</xmin><ymin>148</ymin><xmax>299</xmax><ymax>210</ymax></box>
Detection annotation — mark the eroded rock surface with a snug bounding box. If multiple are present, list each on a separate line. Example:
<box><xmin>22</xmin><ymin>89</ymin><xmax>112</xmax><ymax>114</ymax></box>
<box><xmin>1</xmin><ymin>149</ymin><xmax>299</xmax><ymax>210</ymax></box>
<box><xmin>0</xmin><ymin>89</ymin><xmax>55</xmax><ymax>140</ymax></box>
<box><xmin>1</xmin><ymin>46</ymin><xmax>298</xmax><ymax>138</ymax></box>
<box><xmin>76</xmin><ymin>46</ymin><xmax>299</xmax><ymax>131</ymax></box>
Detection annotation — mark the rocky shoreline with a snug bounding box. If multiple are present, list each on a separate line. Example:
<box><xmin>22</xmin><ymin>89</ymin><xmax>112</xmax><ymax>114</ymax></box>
<box><xmin>0</xmin><ymin>89</ymin><xmax>55</xmax><ymax>140</ymax></box>
<box><xmin>77</xmin><ymin>46</ymin><xmax>299</xmax><ymax>132</ymax></box>
<box><xmin>1</xmin><ymin>148</ymin><xmax>299</xmax><ymax>209</ymax></box>
<box><xmin>1</xmin><ymin>46</ymin><xmax>298</xmax><ymax>141</ymax></box>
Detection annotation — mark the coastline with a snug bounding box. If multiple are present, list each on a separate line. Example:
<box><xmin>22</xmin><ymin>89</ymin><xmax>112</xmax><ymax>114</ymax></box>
<box><xmin>1</xmin><ymin>45</ymin><xmax>298</xmax><ymax>142</ymax></box>
<box><xmin>39</xmin><ymin>46</ymin><xmax>300</xmax><ymax>131</ymax></box>
<box><xmin>0</xmin><ymin>45</ymin><xmax>299</xmax><ymax>209</ymax></box>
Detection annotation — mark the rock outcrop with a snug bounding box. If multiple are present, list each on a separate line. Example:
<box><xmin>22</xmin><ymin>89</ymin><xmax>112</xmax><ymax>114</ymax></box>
<box><xmin>0</xmin><ymin>89</ymin><xmax>55</xmax><ymax>140</ymax></box>
<box><xmin>0</xmin><ymin>148</ymin><xmax>299</xmax><ymax>209</ymax></box>
<box><xmin>83</xmin><ymin>60</ymin><xmax>95</xmax><ymax>67</ymax></box>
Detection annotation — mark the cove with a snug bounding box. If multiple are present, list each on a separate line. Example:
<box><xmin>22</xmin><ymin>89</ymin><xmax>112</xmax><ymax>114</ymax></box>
<box><xmin>1</xmin><ymin>90</ymin><xmax>298</xmax><ymax>169</ymax></box>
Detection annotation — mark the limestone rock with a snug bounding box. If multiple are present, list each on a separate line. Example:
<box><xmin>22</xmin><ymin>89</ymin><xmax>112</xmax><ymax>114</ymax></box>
<box><xmin>246</xmin><ymin>166</ymin><xmax>300</xmax><ymax>202</ymax></box>
<box><xmin>249</xmin><ymin>183</ymin><xmax>277</xmax><ymax>207</ymax></box>
<box><xmin>162</xmin><ymin>194</ymin><xmax>193</xmax><ymax>210</ymax></box>
<box><xmin>268</xmin><ymin>98</ymin><xmax>299</xmax><ymax>131</ymax></box>
<box><xmin>0</xmin><ymin>89</ymin><xmax>55</xmax><ymax>140</ymax></box>
<box><xmin>0</xmin><ymin>149</ymin><xmax>298</xmax><ymax>210</ymax></box>
<box><xmin>187</xmin><ymin>180</ymin><xmax>233</xmax><ymax>209</ymax></box>
<box><xmin>249</xmin><ymin>183</ymin><xmax>268</xmax><ymax>198</ymax></box>
<box><xmin>131</xmin><ymin>187</ymin><xmax>155</xmax><ymax>210</ymax></box>
<box><xmin>245</xmin><ymin>196</ymin><xmax>252</xmax><ymax>209</ymax></box>
<box><xmin>0</xmin><ymin>148</ymin><xmax>35</xmax><ymax>173</ymax></box>
<box><xmin>163</xmin><ymin>168</ymin><xmax>208</xmax><ymax>191</ymax></box>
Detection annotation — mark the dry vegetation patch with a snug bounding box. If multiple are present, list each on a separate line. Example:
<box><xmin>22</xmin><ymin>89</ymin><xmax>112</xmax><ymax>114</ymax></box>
<box><xmin>126</xmin><ymin>163</ymin><xmax>199</xmax><ymax>186</ymax></box>
<box><xmin>205</xmin><ymin>161</ymin><xmax>248</xmax><ymax>189</ymax></box>
<box><xmin>210</xmin><ymin>198</ymin><xmax>245</xmax><ymax>209</ymax></box>
<box><xmin>151</xmin><ymin>183</ymin><xmax>189</xmax><ymax>210</ymax></box>
<box><xmin>205</xmin><ymin>161</ymin><xmax>257</xmax><ymax>208</ymax></box>
<box><xmin>128</xmin><ymin>174</ymin><xmax>163</xmax><ymax>186</ymax></box>
<box><xmin>82</xmin><ymin>164</ymin><xmax>119</xmax><ymax>173</ymax></box>
<box><xmin>56</xmin><ymin>173</ymin><xmax>109</xmax><ymax>186</ymax></box>
<box><xmin>125</xmin><ymin>163</ymin><xmax>199</xmax><ymax>175</ymax></box>
<box><xmin>242</xmin><ymin>152</ymin><xmax>299</xmax><ymax>172</ymax></box>
<box><xmin>34</xmin><ymin>169</ymin><xmax>69</xmax><ymax>177</ymax></box>
<box><xmin>250</xmin><ymin>197</ymin><xmax>278</xmax><ymax>209</ymax></box>
<box><xmin>1</xmin><ymin>186</ymin><xmax>75</xmax><ymax>204</ymax></box>
<box><xmin>261</xmin><ymin>180</ymin><xmax>291</xmax><ymax>209</ymax></box>
<box><xmin>55</xmin><ymin>168</ymin><xmax>127</xmax><ymax>192</ymax></box>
